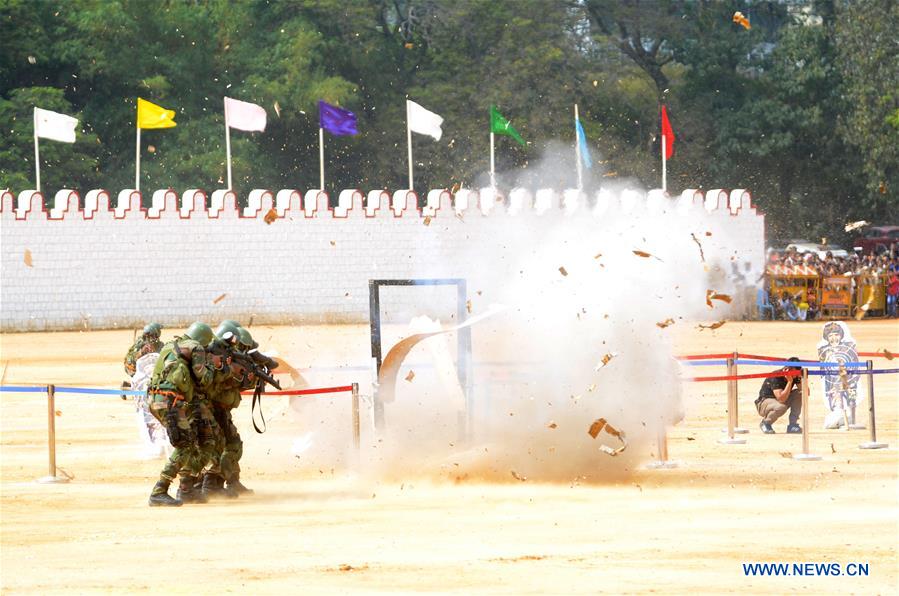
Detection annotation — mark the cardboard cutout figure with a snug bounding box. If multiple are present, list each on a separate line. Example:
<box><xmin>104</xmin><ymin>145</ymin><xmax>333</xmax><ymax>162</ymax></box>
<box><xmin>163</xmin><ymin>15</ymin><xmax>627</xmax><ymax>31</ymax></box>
<box><xmin>816</xmin><ymin>321</ymin><xmax>860</xmax><ymax>428</ymax></box>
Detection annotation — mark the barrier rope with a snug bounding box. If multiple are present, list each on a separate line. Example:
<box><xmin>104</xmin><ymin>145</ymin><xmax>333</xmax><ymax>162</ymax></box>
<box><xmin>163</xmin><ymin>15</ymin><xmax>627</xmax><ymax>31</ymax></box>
<box><xmin>1</xmin><ymin>384</ymin><xmax>355</xmax><ymax>397</ymax></box>
<box><xmin>241</xmin><ymin>385</ymin><xmax>354</xmax><ymax>397</ymax></box>
<box><xmin>687</xmin><ymin>370</ymin><xmax>801</xmax><ymax>383</ymax></box>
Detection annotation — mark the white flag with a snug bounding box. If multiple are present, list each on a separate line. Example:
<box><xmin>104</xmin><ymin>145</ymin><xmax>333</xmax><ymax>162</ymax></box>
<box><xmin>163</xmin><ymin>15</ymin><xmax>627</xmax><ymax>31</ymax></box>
<box><xmin>407</xmin><ymin>100</ymin><xmax>443</xmax><ymax>141</ymax></box>
<box><xmin>34</xmin><ymin>107</ymin><xmax>78</xmax><ymax>143</ymax></box>
<box><xmin>224</xmin><ymin>97</ymin><xmax>267</xmax><ymax>132</ymax></box>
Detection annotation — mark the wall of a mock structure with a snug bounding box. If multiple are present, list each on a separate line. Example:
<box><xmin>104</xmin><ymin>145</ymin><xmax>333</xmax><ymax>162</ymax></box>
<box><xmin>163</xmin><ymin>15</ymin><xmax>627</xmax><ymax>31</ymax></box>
<box><xmin>0</xmin><ymin>187</ymin><xmax>764</xmax><ymax>332</ymax></box>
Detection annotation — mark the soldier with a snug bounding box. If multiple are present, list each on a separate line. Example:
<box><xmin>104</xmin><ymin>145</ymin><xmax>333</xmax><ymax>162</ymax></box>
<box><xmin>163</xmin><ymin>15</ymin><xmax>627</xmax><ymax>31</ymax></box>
<box><xmin>203</xmin><ymin>325</ymin><xmax>261</xmax><ymax>497</ymax></box>
<box><xmin>124</xmin><ymin>322</ymin><xmax>163</xmax><ymax>376</ymax></box>
<box><xmin>146</xmin><ymin>321</ymin><xmax>216</xmax><ymax>507</ymax></box>
<box><xmin>200</xmin><ymin>321</ymin><xmax>246</xmax><ymax>497</ymax></box>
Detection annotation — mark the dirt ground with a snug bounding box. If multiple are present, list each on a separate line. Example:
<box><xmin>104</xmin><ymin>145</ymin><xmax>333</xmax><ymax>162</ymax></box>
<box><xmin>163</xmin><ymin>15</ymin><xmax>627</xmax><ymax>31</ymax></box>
<box><xmin>1</xmin><ymin>321</ymin><xmax>896</xmax><ymax>594</ymax></box>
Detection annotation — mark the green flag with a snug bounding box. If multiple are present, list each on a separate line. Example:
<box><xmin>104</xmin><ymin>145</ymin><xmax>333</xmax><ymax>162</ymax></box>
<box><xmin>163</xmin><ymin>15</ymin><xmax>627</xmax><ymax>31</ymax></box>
<box><xmin>490</xmin><ymin>105</ymin><xmax>526</xmax><ymax>146</ymax></box>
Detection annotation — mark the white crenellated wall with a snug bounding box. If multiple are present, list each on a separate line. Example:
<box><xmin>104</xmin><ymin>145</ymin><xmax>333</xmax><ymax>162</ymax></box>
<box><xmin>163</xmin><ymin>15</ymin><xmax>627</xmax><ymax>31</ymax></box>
<box><xmin>0</xmin><ymin>186</ymin><xmax>765</xmax><ymax>331</ymax></box>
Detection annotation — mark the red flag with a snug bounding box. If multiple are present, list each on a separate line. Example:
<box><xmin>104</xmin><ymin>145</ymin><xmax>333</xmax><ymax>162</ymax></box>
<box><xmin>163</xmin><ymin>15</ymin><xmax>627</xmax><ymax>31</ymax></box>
<box><xmin>660</xmin><ymin>105</ymin><xmax>675</xmax><ymax>159</ymax></box>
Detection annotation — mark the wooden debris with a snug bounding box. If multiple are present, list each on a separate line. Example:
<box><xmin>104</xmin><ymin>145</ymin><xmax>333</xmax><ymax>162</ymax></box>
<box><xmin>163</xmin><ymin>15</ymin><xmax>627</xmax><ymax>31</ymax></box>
<box><xmin>882</xmin><ymin>349</ymin><xmax>895</xmax><ymax>360</ymax></box>
<box><xmin>698</xmin><ymin>320</ymin><xmax>726</xmax><ymax>330</ymax></box>
<box><xmin>466</xmin><ymin>299</ymin><xmax>472</xmax><ymax>314</ymax></box>
<box><xmin>212</xmin><ymin>293</ymin><xmax>227</xmax><ymax>305</ymax></box>
<box><xmin>547</xmin><ymin>422</ymin><xmax>557</xmax><ymax>429</ymax></box>
<box><xmin>587</xmin><ymin>417</ymin><xmax>628</xmax><ymax>456</ymax></box>
<box><xmin>594</xmin><ymin>352</ymin><xmax>617</xmax><ymax>371</ymax></box>
<box><xmin>706</xmin><ymin>290</ymin><xmax>732</xmax><ymax>308</ymax></box>
<box><xmin>263</xmin><ymin>208</ymin><xmax>277</xmax><ymax>224</ymax></box>
<box><xmin>558</xmin><ymin>266</ymin><xmax>568</xmax><ymax>276</ymax></box>
<box><xmin>510</xmin><ymin>470</ymin><xmax>527</xmax><ymax>482</ymax></box>
<box><xmin>24</xmin><ymin>249</ymin><xmax>33</xmax><ymax>267</ymax></box>
<box><xmin>656</xmin><ymin>318</ymin><xmax>675</xmax><ymax>329</ymax></box>
<box><xmin>404</xmin><ymin>370</ymin><xmax>415</xmax><ymax>383</ymax></box>
<box><xmin>690</xmin><ymin>233</ymin><xmax>706</xmax><ymax>262</ymax></box>
<box><xmin>423</xmin><ymin>216</ymin><xmax>431</xmax><ymax>226</ymax></box>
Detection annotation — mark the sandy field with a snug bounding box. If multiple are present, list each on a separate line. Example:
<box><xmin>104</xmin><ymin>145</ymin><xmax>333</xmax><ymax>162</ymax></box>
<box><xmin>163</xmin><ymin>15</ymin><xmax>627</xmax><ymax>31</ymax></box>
<box><xmin>1</xmin><ymin>321</ymin><xmax>896</xmax><ymax>594</ymax></box>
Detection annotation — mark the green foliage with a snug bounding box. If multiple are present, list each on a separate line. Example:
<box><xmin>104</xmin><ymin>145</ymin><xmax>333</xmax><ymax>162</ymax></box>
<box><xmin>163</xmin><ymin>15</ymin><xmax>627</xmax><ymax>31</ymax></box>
<box><xmin>0</xmin><ymin>0</ymin><xmax>892</xmax><ymax>244</ymax></box>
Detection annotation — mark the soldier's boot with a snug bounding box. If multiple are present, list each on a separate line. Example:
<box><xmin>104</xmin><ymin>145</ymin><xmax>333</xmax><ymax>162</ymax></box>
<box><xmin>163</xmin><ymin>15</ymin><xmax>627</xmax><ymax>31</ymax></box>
<box><xmin>225</xmin><ymin>477</ymin><xmax>254</xmax><ymax>496</ymax></box>
<box><xmin>176</xmin><ymin>476</ymin><xmax>209</xmax><ymax>504</ymax></box>
<box><xmin>148</xmin><ymin>480</ymin><xmax>182</xmax><ymax>507</ymax></box>
<box><xmin>201</xmin><ymin>472</ymin><xmax>229</xmax><ymax>498</ymax></box>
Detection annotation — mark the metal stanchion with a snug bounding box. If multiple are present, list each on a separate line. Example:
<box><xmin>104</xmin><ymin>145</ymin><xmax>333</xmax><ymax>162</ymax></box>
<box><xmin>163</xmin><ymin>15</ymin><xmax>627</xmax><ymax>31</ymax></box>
<box><xmin>38</xmin><ymin>384</ymin><xmax>70</xmax><ymax>484</ymax></box>
<box><xmin>719</xmin><ymin>357</ymin><xmax>746</xmax><ymax>444</ymax></box>
<box><xmin>351</xmin><ymin>382</ymin><xmax>361</xmax><ymax>453</ymax></box>
<box><xmin>859</xmin><ymin>361</ymin><xmax>888</xmax><ymax>449</ymax></box>
<box><xmin>646</xmin><ymin>427</ymin><xmax>678</xmax><ymax>469</ymax></box>
<box><xmin>794</xmin><ymin>369</ymin><xmax>821</xmax><ymax>461</ymax></box>
<box><xmin>727</xmin><ymin>350</ymin><xmax>749</xmax><ymax>435</ymax></box>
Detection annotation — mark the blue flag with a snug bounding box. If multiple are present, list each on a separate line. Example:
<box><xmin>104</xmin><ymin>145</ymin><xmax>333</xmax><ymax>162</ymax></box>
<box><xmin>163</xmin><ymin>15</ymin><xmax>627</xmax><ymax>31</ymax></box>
<box><xmin>576</xmin><ymin>118</ymin><xmax>592</xmax><ymax>169</ymax></box>
<box><xmin>319</xmin><ymin>100</ymin><xmax>358</xmax><ymax>136</ymax></box>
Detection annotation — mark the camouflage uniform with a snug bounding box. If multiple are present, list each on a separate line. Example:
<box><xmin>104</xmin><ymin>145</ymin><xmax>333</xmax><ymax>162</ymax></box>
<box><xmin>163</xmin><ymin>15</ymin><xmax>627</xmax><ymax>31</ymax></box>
<box><xmin>124</xmin><ymin>334</ymin><xmax>164</xmax><ymax>376</ymax></box>
<box><xmin>203</xmin><ymin>366</ymin><xmax>246</xmax><ymax>496</ymax></box>
<box><xmin>147</xmin><ymin>336</ymin><xmax>215</xmax><ymax>505</ymax></box>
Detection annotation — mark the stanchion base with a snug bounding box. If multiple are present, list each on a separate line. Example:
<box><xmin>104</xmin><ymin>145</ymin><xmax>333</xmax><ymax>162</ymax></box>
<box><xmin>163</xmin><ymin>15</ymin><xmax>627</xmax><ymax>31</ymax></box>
<box><xmin>645</xmin><ymin>460</ymin><xmax>679</xmax><ymax>469</ymax></box>
<box><xmin>858</xmin><ymin>442</ymin><xmax>888</xmax><ymax>450</ymax></box>
<box><xmin>718</xmin><ymin>437</ymin><xmax>747</xmax><ymax>445</ymax></box>
<box><xmin>720</xmin><ymin>428</ymin><xmax>749</xmax><ymax>434</ymax></box>
<box><xmin>37</xmin><ymin>475</ymin><xmax>70</xmax><ymax>484</ymax></box>
<box><xmin>792</xmin><ymin>453</ymin><xmax>822</xmax><ymax>461</ymax></box>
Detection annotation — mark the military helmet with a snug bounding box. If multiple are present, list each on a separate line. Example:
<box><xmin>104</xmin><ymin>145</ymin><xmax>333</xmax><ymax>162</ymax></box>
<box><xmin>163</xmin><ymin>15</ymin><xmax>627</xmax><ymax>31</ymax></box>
<box><xmin>214</xmin><ymin>320</ymin><xmax>241</xmax><ymax>343</ymax></box>
<box><xmin>237</xmin><ymin>327</ymin><xmax>258</xmax><ymax>350</ymax></box>
<box><xmin>184</xmin><ymin>321</ymin><xmax>214</xmax><ymax>346</ymax></box>
<box><xmin>142</xmin><ymin>322</ymin><xmax>162</xmax><ymax>337</ymax></box>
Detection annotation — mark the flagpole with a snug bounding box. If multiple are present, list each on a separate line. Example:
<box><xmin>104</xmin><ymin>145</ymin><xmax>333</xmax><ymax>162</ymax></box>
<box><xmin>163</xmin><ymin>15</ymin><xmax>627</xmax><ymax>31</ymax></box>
<box><xmin>574</xmin><ymin>104</ymin><xmax>583</xmax><ymax>190</ymax></box>
<box><xmin>319</xmin><ymin>127</ymin><xmax>325</xmax><ymax>190</ymax></box>
<box><xmin>490</xmin><ymin>132</ymin><xmax>496</xmax><ymax>189</ymax></box>
<box><xmin>406</xmin><ymin>100</ymin><xmax>414</xmax><ymax>190</ymax></box>
<box><xmin>135</xmin><ymin>125</ymin><xmax>140</xmax><ymax>192</ymax></box>
<box><xmin>33</xmin><ymin>110</ymin><xmax>41</xmax><ymax>194</ymax></box>
<box><xmin>225</xmin><ymin>113</ymin><xmax>233</xmax><ymax>191</ymax></box>
<box><xmin>662</xmin><ymin>133</ymin><xmax>667</xmax><ymax>192</ymax></box>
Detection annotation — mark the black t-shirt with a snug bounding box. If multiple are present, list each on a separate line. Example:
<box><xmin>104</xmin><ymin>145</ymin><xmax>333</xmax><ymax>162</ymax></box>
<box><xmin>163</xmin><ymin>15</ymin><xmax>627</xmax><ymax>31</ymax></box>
<box><xmin>756</xmin><ymin>371</ymin><xmax>800</xmax><ymax>405</ymax></box>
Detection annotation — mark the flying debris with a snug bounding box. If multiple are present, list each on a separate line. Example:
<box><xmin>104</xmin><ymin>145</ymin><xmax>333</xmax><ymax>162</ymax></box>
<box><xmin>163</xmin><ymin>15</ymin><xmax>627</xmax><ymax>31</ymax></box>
<box><xmin>881</xmin><ymin>349</ymin><xmax>894</xmax><ymax>360</ymax></box>
<box><xmin>844</xmin><ymin>220</ymin><xmax>869</xmax><ymax>232</ymax></box>
<box><xmin>423</xmin><ymin>216</ymin><xmax>431</xmax><ymax>226</ymax></box>
<box><xmin>690</xmin><ymin>233</ymin><xmax>706</xmax><ymax>262</ymax></box>
<box><xmin>587</xmin><ymin>418</ymin><xmax>627</xmax><ymax>456</ymax></box>
<box><xmin>633</xmin><ymin>250</ymin><xmax>663</xmax><ymax>262</ymax></box>
<box><xmin>558</xmin><ymin>266</ymin><xmax>568</xmax><ymax>277</ymax></box>
<box><xmin>594</xmin><ymin>352</ymin><xmax>618</xmax><ymax>371</ymax></box>
<box><xmin>698</xmin><ymin>321</ymin><xmax>726</xmax><ymax>330</ymax></box>
<box><xmin>24</xmin><ymin>249</ymin><xmax>33</xmax><ymax>267</ymax></box>
<box><xmin>212</xmin><ymin>293</ymin><xmax>228</xmax><ymax>305</ymax></box>
<box><xmin>732</xmin><ymin>11</ymin><xmax>751</xmax><ymax>29</ymax></box>
<box><xmin>274</xmin><ymin>101</ymin><xmax>281</xmax><ymax>117</ymax></box>
<box><xmin>404</xmin><ymin>370</ymin><xmax>415</xmax><ymax>383</ymax></box>
<box><xmin>656</xmin><ymin>318</ymin><xmax>675</xmax><ymax>329</ymax></box>
<box><xmin>705</xmin><ymin>290</ymin><xmax>732</xmax><ymax>308</ymax></box>
<box><xmin>263</xmin><ymin>208</ymin><xmax>277</xmax><ymax>224</ymax></box>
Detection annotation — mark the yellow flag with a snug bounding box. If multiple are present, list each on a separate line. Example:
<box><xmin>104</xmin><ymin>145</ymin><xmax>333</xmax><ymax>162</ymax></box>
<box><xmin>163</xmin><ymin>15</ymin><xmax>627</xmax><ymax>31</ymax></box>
<box><xmin>137</xmin><ymin>97</ymin><xmax>177</xmax><ymax>129</ymax></box>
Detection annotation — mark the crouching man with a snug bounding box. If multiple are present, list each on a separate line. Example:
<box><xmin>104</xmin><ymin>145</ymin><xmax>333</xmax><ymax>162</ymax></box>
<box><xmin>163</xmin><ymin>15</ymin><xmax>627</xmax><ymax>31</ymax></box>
<box><xmin>756</xmin><ymin>357</ymin><xmax>803</xmax><ymax>434</ymax></box>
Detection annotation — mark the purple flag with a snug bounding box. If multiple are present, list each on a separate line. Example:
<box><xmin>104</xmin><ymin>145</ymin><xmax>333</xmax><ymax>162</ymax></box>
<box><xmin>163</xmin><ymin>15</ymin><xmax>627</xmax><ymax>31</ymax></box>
<box><xmin>319</xmin><ymin>100</ymin><xmax>358</xmax><ymax>136</ymax></box>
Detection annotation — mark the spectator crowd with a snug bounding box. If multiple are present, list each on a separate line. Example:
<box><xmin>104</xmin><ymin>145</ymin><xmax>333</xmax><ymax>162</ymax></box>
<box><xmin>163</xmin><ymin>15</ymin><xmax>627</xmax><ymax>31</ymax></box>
<box><xmin>763</xmin><ymin>249</ymin><xmax>899</xmax><ymax>320</ymax></box>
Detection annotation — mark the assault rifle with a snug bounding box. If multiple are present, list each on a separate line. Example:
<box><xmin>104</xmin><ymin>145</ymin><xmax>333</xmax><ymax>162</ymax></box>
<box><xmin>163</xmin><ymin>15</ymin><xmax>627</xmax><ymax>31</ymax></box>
<box><xmin>228</xmin><ymin>349</ymin><xmax>281</xmax><ymax>391</ymax></box>
<box><xmin>207</xmin><ymin>340</ymin><xmax>281</xmax><ymax>391</ymax></box>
